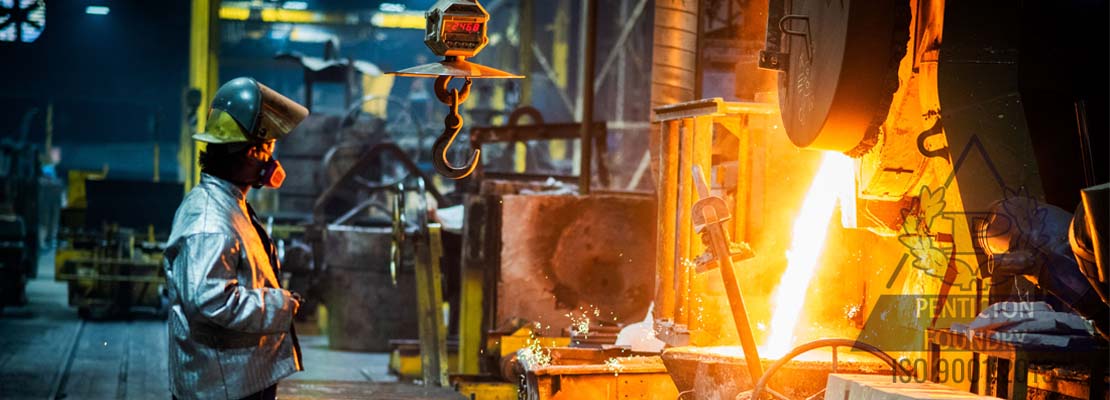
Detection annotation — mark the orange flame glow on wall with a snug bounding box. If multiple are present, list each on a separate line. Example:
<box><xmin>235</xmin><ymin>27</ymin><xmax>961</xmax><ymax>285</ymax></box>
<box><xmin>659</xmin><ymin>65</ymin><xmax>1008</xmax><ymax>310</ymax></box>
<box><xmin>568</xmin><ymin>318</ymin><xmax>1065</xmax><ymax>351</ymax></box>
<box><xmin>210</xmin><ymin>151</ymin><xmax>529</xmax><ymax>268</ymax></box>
<box><xmin>762</xmin><ymin>152</ymin><xmax>855</xmax><ymax>358</ymax></box>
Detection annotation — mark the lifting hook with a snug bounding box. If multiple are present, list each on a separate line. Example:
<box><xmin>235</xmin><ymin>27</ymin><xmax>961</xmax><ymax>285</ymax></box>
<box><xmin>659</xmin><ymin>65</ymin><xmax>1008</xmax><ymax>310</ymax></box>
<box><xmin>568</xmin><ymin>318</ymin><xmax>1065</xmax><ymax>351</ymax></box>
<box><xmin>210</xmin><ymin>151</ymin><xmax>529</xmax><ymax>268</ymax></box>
<box><xmin>432</xmin><ymin>76</ymin><xmax>480</xmax><ymax>179</ymax></box>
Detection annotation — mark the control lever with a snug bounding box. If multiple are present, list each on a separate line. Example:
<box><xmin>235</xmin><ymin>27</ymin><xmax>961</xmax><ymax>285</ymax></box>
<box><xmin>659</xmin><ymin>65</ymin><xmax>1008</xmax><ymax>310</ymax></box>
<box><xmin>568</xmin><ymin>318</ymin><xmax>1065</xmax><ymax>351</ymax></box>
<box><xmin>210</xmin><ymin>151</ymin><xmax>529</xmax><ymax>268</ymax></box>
<box><xmin>691</xmin><ymin>165</ymin><xmax>764</xmax><ymax>384</ymax></box>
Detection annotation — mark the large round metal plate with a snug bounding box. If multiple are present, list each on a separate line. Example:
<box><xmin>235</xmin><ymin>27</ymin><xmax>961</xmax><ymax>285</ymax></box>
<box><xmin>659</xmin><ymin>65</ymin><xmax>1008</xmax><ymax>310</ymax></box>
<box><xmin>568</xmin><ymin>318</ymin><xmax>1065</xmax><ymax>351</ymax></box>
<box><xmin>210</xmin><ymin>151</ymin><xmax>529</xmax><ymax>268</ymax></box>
<box><xmin>778</xmin><ymin>0</ymin><xmax>910</xmax><ymax>153</ymax></box>
<box><xmin>390</xmin><ymin>58</ymin><xmax>523</xmax><ymax>79</ymax></box>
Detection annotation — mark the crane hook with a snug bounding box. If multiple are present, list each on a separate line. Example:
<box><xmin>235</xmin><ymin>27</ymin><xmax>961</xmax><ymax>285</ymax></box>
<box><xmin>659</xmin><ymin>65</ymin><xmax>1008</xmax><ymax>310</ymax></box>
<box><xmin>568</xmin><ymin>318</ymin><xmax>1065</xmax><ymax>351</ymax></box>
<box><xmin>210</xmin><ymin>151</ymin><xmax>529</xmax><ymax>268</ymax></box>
<box><xmin>432</xmin><ymin>76</ymin><xmax>480</xmax><ymax>180</ymax></box>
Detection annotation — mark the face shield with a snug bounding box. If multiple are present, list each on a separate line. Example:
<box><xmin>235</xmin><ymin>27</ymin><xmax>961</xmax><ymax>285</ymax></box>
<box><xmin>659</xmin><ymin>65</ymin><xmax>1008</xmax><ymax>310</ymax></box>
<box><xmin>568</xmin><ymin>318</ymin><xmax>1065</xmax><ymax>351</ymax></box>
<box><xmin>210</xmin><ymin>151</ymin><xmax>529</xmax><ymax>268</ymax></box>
<box><xmin>195</xmin><ymin>77</ymin><xmax>309</xmax><ymax>144</ymax></box>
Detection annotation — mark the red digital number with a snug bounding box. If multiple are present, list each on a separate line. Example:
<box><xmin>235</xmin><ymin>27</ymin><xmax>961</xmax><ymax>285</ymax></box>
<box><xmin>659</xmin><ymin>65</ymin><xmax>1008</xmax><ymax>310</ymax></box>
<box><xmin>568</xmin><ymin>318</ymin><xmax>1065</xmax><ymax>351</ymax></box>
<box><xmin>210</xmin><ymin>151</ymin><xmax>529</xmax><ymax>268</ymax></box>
<box><xmin>446</xmin><ymin>21</ymin><xmax>481</xmax><ymax>34</ymax></box>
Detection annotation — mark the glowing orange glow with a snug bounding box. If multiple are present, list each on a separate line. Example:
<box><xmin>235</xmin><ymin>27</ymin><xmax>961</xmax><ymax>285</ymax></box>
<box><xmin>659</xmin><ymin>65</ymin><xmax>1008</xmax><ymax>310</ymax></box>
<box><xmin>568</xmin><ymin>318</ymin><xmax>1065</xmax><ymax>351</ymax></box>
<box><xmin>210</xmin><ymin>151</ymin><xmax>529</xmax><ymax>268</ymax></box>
<box><xmin>762</xmin><ymin>152</ymin><xmax>855</xmax><ymax>358</ymax></box>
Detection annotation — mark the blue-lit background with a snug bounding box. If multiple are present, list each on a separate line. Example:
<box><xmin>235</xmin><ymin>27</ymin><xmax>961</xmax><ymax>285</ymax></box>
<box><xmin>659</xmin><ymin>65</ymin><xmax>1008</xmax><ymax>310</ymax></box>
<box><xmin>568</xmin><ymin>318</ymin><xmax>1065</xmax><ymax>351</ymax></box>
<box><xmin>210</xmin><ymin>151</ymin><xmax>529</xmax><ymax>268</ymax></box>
<box><xmin>0</xmin><ymin>1</ymin><xmax>189</xmax><ymax>181</ymax></box>
<box><xmin>0</xmin><ymin>0</ymin><xmax>659</xmax><ymax>189</ymax></box>
<box><xmin>0</xmin><ymin>1</ymin><xmax>442</xmax><ymax>181</ymax></box>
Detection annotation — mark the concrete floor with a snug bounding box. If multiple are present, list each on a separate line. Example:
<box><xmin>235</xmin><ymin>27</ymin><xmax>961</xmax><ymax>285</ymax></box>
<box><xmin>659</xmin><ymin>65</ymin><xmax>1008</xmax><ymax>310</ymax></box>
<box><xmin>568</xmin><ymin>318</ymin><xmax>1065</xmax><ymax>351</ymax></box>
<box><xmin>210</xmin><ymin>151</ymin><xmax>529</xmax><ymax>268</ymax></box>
<box><xmin>0</xmin><ymin>251</ymin><xmax>462</xmax><ymax>399</ymax></box>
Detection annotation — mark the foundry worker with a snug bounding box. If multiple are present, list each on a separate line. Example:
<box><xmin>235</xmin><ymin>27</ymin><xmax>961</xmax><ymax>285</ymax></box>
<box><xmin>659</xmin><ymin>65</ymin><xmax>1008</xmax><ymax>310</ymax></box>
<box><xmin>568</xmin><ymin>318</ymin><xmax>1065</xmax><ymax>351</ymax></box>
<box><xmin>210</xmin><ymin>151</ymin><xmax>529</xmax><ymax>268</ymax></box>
<box><xmin>163</xmin><ymin>77</ymin><xmax>308</xmax><ymax>400</ymax></box>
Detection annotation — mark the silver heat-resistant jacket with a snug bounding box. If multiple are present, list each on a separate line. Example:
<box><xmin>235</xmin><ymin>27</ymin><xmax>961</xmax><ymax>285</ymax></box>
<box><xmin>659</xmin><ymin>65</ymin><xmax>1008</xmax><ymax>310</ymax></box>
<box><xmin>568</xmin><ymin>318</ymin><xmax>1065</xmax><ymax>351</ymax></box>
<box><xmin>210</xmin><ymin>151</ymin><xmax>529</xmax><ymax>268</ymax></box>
<box><xmin>164</xmin><ymin>173</ymin><xmax>302</xmax><ymax>399</ymax></box>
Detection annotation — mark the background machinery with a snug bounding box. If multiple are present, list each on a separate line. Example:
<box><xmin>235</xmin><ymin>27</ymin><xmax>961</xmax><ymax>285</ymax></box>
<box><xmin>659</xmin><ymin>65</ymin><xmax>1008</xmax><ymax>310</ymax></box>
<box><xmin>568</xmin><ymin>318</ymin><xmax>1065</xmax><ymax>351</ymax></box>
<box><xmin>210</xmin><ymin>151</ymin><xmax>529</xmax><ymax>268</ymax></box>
<box><xmin>647</xmin><ymin>0</ymin><xmax>1109</xmax><ymax>398</ymax></box>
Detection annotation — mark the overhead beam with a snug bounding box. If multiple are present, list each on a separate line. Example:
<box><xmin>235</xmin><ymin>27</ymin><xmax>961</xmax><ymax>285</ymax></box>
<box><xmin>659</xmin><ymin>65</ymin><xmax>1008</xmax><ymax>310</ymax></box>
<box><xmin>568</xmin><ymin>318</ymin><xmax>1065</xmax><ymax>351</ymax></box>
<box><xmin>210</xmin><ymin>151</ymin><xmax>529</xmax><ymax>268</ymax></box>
<box><xmin>591</xmin><ymin>0</ymin><xmax>649</xmax><ymax>95</ymax></box>
<box><xmin>530</xmin><ymin>43</ymin><xmax>576</xmax><ymax>115</ymax></box>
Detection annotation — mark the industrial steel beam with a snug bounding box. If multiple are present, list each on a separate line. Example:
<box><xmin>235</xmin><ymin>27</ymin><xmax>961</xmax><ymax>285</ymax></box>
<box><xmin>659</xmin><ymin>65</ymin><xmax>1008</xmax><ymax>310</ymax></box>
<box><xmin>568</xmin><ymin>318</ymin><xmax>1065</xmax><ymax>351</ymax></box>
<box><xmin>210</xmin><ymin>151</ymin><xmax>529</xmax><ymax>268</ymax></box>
<box><xmin>578</xmin><ymin>0</ymin><xmax>598</xmax><ymax>194</ymax></box>
<box><xmin>529</xmin><ymin>43</ymin><xmax>575</xmax><ymax>114</ymax></box>
<box><xmin>591</xmin><ymin>0</ymin><xmax>649</xmax><ymax>95</ymax></box>
<box><xmin>414</xmin><ymin>224</ymin><xmax>448</xmax><ymax>387</ymax></box>
<box><xmin>184</xmin><ymin>0</ymin><xmax>220</xmax><ymax>190</ymax></box>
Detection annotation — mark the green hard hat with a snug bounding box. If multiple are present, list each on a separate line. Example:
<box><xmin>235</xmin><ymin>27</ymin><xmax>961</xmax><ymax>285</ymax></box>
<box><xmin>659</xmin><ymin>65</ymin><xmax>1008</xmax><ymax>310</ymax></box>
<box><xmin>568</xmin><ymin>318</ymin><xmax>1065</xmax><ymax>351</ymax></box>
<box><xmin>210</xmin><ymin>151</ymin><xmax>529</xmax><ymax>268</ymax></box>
<box><xmin>194</xmin><ymin>77</ymin><xmax>309</xmax><ymax>144</ymax></box>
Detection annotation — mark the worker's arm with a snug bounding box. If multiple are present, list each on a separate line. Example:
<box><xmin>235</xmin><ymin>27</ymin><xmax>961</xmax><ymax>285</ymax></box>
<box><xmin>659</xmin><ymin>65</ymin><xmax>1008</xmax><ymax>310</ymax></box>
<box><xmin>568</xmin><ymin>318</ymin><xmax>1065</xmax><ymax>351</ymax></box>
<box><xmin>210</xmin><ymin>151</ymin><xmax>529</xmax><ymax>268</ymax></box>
<box><xmin>176</xmin><ymin>232</ymin><xmax>299</xmax><ymax>334</ymax></box>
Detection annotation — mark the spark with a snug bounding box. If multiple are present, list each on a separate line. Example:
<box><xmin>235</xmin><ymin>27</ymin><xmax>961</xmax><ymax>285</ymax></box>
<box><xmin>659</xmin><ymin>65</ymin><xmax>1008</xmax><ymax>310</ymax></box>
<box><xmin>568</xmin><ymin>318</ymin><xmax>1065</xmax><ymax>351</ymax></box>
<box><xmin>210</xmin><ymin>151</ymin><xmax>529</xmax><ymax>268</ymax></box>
<box><xmin>604</xmin><ymin>358</ymin><xmax>625</xmax><ymax>376</ymax></box>
<box><xmin>518</xmin><ymin>332</ymin><xmax>552</xmax><ymax>369</ymax></box>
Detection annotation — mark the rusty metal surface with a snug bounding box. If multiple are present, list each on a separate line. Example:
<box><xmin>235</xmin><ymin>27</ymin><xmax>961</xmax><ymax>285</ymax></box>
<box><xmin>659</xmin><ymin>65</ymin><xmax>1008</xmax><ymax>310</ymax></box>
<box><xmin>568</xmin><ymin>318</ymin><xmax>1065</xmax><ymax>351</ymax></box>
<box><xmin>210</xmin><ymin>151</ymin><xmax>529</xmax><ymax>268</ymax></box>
<box><xmin>321</xmin><ymin>265</ymin><xmax>418</xmax><ymax>352</ymax></box>
<box><xmin>776</xmin><ymin>0</ymin><xmax>910</xmax><ymax>154</ymax></box>
<box><xmin>321</xmin><ymin>226</ymin><xmax>418</xmax><ymax>351</ymax></box>
<box><xmin>521</xmin><ymin>350</ymin><xmax>678</xmax><ymax>400</ymax></box>
<box><xmin>496</xmin><ymin>194</ymin><xmax>656</xmax><ymax>335</ymax></box>
<box><xmin>615</xmin><ymin>372</ymin><xmax>681</xmax><ymax>400</ymax></box>
<box><xmin>661</xmin><ymin>346</ymin><xmax>891</xmax><ymax>400</ymax></box>
<box><xmin>568</xmin><ymin>324</ymin><xmax>622</xmax><ymax>348</ymax></box>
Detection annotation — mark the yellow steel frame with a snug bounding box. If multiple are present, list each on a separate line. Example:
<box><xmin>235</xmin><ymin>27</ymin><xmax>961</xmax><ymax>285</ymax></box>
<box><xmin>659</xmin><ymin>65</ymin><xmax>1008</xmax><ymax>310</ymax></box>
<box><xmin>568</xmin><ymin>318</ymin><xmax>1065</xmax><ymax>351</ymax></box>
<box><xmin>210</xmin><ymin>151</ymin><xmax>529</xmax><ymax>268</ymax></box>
<box><xmin>184</xmin><ymin>0</ymin><xmax>220</xmax><ymax>191</ymax></box>
<box><xmin>458</xmin><ymin>253</ymin><xmax>484</xmax><ymax>374</ymax></box>
<box><xmin>415</xmin><ymin>223</ymin><xmax>448</xmax><ymax>386</ymax></box>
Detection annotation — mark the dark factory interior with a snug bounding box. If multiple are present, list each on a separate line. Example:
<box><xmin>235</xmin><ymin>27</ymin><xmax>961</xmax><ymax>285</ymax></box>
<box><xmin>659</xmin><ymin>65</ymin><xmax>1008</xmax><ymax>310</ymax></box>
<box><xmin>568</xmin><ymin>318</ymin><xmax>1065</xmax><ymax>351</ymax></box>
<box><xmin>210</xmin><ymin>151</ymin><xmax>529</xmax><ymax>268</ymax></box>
<box><xmin>0</xmin><ymin>1</ymin><xmax>1107</xmax><ymax>399</ymax></box>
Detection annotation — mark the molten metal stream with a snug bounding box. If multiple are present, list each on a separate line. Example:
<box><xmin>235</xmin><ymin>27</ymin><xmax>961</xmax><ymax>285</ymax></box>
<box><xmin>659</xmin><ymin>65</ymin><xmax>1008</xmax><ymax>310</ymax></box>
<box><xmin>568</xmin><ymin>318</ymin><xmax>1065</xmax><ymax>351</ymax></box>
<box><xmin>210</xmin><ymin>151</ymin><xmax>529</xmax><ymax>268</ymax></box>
<box><xmin>762</xmin><ymin>152</ymin><xmax>855</xmax><ymax>358</ymax></box>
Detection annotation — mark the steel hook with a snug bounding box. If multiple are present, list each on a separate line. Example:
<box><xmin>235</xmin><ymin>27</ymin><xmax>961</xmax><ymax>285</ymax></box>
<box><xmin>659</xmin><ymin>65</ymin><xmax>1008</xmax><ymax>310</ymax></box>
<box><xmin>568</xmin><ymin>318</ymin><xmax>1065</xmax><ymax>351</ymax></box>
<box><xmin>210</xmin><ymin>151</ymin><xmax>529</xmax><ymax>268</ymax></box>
<box><xmin>434</xmin><ymin>75</ymin><xmax>471</xmax><ymax>104</ymax></box>
<box><xmin>432</xmin><ymin>76</ymin><xmax>480</xmax><ymax>179</ymax></box>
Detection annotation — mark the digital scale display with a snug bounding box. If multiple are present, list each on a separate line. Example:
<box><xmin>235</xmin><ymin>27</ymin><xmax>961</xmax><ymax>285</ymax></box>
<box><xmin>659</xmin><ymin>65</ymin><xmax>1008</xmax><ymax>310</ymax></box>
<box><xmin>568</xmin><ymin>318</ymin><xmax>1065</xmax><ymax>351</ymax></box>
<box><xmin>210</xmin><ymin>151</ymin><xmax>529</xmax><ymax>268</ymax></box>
<box><xmin>423</xmin><ymin>1</ymin><xmax>491</xmax><ymax>57</ymax></box>
<box><xmin>438</xmin><ymin>17</ymin><xmax>485</xmax><ymax>55</ymax></box>
<box><xmin>444</xmin><ymin>21</ymin><xmax>482</xmax><ymax>34</ymax></box>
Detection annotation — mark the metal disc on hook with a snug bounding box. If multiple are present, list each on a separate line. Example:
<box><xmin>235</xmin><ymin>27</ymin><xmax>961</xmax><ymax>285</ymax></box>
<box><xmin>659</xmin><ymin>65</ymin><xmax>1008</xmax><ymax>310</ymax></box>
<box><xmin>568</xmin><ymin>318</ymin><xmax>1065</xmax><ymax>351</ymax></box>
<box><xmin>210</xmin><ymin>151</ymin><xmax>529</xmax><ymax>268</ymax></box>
<box><xmin>389</xmin><ymin>58</ymin><xmax>523</xmax><ymax>79</ymax></box>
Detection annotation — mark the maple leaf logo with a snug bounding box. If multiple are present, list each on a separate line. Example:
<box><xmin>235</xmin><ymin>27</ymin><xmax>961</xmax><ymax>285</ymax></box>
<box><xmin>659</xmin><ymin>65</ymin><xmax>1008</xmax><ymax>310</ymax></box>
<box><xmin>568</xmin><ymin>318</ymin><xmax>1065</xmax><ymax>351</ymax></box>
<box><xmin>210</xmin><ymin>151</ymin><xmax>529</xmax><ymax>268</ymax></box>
<box><xmin>898</xmin><ymin>186</ymin><xmax>948</xmax><ymax>278</ymax></box>
<box><xmin>895</xmin><ymin>186</ymin><xmax>979</xmax><ymax>290</ymax></box>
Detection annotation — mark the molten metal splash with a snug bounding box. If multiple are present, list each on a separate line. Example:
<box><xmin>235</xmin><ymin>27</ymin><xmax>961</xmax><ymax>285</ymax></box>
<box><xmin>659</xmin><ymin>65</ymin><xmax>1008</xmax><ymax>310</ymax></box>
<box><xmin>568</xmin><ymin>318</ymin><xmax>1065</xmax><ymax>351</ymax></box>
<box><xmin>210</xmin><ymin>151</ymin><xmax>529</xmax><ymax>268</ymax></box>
<box><xmin>762</xmin><ymin>152</ymin><xmax>855</xmax><ymax>358</ymax></box>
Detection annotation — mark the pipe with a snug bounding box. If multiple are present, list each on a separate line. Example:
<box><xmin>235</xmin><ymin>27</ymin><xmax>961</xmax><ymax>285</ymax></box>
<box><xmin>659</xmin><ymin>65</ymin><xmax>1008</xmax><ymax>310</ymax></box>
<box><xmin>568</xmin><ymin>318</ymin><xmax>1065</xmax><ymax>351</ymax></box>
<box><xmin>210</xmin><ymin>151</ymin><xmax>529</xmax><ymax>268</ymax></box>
<box><xmin>578</xmin><ymin>0</ymin><xmax>598</xmax><ymax>194</ymax></box>
<box><xmin>519</xmin><ymin>0</ymin><xmax>533</xmax><ymax>106</ymax></box>
<box><xmin>650</xmin><ymin>0</ymin><xmax>700</xmax><ymax>327</ymax></box>
<box><xmin>650</xmin><ymin>0</ymin><xmax>699</xmax><ymax>115</ymax></box>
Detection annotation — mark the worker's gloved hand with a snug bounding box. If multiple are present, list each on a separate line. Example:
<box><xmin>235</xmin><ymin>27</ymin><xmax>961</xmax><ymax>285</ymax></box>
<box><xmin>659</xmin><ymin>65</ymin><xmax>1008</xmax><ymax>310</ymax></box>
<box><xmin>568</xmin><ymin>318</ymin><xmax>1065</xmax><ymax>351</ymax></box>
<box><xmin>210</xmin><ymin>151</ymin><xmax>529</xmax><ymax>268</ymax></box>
<box><xmin>289</xmin><ymin>291</ymin><xmax>304</xmax><ymax>314</ymax></box>
<box><xmin>988</xmin><ymin>250</ymin><xmax>1042</xmax><ymax>281</ymax></box>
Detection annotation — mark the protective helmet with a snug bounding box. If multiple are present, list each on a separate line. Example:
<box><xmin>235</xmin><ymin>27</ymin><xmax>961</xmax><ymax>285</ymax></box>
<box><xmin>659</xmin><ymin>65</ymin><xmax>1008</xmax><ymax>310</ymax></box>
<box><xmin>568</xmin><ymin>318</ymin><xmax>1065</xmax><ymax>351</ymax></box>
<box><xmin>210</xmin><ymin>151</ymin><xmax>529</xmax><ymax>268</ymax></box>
<box><xmin>194</xmin><ymin>77</ymin><xmax>309</xmax><ymax>144</ymax></box>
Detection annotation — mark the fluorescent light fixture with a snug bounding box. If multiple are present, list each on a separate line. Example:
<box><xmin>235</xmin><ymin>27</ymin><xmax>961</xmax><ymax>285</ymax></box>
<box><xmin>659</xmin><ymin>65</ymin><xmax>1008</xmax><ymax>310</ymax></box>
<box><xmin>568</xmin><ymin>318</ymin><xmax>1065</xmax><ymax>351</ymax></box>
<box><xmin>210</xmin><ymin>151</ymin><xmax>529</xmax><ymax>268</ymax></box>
<box><xmin>86</xmin><ymin>6</ymin><xmax>110</xmax><ymax>15</ymax></box>
<box><xmin>289</xmin><ymin>26</ymin><xmax>335</xmax><ymax>43</ymax></box>
<box><xmin>370</xmin><ymin>12</ymin><xmax>424</xmax><ymax>29</ymax></box>
<box><xmin>282</xmin><ymin>1</ymin><xmax>308</xmax><ymax>10</ymax></box>
<box><xmin>379</xmin><ymin>3</ymin><xmax>406</xmax><ymax>12</ymax></box>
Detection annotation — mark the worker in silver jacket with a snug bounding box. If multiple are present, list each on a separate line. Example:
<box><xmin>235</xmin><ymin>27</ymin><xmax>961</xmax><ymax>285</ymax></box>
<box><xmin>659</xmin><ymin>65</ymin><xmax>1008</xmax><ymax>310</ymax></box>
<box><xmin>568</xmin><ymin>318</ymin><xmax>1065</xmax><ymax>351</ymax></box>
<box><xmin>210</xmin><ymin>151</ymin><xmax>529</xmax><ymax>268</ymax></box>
<box><xmin>164</xmin><ymin>77</ymin><xmax>309</xmax><ymax>400</ymax></box>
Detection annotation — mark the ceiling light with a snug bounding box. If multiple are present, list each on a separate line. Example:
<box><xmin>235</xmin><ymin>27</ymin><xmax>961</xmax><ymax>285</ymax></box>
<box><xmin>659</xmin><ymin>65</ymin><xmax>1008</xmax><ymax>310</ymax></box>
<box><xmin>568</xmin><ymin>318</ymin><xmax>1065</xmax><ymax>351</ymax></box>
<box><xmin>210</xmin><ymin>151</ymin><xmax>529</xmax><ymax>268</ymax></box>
<box><xmin>379</xmin><ymin>3</ymin><xmax>406</xmax><ymax>12</ymax></box>
<box><xmin>282</xmin><ymin>1</ymin><xmax>308</xmax><ymax>10</ymax></box>
<box><xmin>86</xmin><ymin>6</ymin><xmax>110</xmax><ymax>15</ymax></box>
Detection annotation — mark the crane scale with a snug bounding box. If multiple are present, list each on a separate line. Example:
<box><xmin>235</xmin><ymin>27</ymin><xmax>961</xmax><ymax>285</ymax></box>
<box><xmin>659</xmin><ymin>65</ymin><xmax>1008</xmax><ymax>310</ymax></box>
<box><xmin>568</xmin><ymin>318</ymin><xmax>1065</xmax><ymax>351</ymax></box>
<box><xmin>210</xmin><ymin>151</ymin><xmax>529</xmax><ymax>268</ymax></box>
<box><xmin>390</xmin><ymin>0</ymin><xmax>523</xmax><ymax>179</ymax></box>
